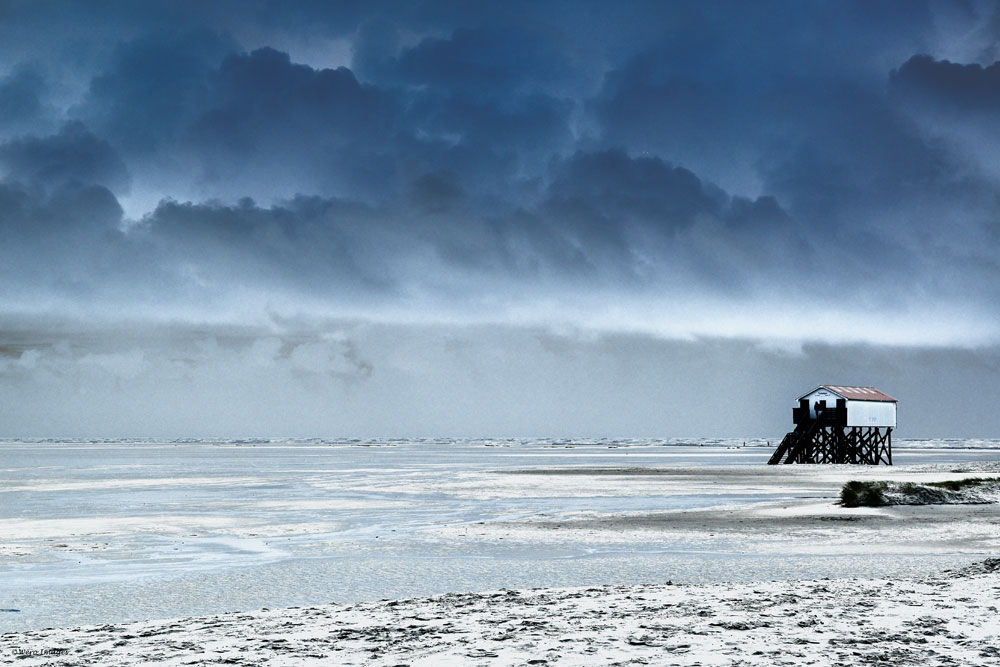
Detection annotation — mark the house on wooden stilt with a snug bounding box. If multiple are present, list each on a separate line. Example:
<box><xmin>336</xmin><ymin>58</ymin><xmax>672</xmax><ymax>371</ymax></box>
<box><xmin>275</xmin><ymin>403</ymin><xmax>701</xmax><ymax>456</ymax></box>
<box><xmin>768</xmin><ymin>385</ymin><xmax>897</xmax><ymax>465</ymax></box>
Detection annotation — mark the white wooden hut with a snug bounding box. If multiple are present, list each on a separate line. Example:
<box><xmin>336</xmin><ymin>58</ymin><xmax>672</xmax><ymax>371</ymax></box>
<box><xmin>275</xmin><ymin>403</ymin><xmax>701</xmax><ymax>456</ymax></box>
<box><xmin>797</xmin><ymin>385</ymin><xmax>897</xmax><ymax>427</ymax></box>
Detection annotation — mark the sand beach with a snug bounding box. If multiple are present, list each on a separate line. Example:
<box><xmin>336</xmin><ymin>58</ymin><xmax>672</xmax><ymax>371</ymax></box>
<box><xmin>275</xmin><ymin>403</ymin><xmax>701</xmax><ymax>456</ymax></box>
<box><xmin>4</xmin><ymin>561</ymin><xmax>999</xmax><ymax>666</ymax></box>
<box><xmin>3</xmin><ymin>443</ymin><xmax>1000</xmax><ymax>665</ymax></box>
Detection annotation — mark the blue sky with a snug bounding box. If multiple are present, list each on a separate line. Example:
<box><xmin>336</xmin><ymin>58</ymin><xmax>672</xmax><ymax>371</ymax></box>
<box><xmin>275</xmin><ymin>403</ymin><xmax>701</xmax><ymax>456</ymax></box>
<box><xmin>1</xmin><ymin>1</ymin><xmax>999</xmax><ymax>437</ymax></box>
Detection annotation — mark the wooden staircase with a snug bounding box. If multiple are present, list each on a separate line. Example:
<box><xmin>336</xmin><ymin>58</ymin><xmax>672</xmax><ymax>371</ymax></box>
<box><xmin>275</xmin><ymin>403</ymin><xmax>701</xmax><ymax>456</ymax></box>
<box><xmin>767</xmin><ymin>432</ymin><xmax>794</xmax><ymax>465</ymax></box>
<box><xmin>767</xmin><ymin>419</ymin><xmax>821</xmax><ymax>465</ymax></box>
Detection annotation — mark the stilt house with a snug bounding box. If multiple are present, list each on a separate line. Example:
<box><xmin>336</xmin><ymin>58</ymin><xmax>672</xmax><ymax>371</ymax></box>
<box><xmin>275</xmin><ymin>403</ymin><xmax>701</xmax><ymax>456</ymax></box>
<box><xmin>768</xmin><ymin>385</ymin><xmax>897</xmax><ymax>465</ymax></box>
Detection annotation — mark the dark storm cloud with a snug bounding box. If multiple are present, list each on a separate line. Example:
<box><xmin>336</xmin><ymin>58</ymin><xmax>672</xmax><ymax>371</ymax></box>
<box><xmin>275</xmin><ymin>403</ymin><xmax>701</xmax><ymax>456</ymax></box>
<box><xmin>0</xmin><ymin>66</ymin><xmax>48</xmax><ymax>134</ymax></box>
<box><xmin>0</xmin><ymin>121</ymin><xmax>130</xmax><ymax>193</ymax></box>
<box><xmin>588</xmin><ymin>1</ymin><xmax>939</xmax><ymax>190</ymax></box>
<box><xmin>544</xmin><ymin>150</ymin><xmax>721</xmax><ymax>233</ymax></box>
<box><xmin>0</xmin><ymin>120</ymin><xmax>131</xmax><ymax>302</ymax></box>
<box><xmin>0</xmin><ymin>123</ymin><xmax>126</xmax><ymax>241</ymax></box>
<box><xmin>138</xmin><ymin>195</ymin><xmax>394</xmax><ymax>300</ymax></box>
<box><xmin>75</xmin><ymin>30</ymin><xmax>237</xmax><ymax>155</ymax></box>
<box><xmin>545</xmin><ymin>149</ymin><xmax>793</xmax><ymax>237</ymax></box>
<box><xmin>0</xmin><ymin>179</ymin><xmax>121</xmax><ymax>239</ymax></box>
<box><xmin>355</xmin><ymin>20</ymin><xmax>584</xmax><ymax>200</ymax></box>
<box><xmin>62</xmin><ymin>18</ymin><xmax>582</xmax><ymax>206</ymax></box>
<box><xmin>70</xmin><ymin>32</ymin><xmax>401</xmax><ymax>201</ymax></box>
<box><xmin>79</xmin><ymin>148</ymin><xmax>825</xmax><ymax>314</ymax></box>
<box><xmin>389</xmin><ymin>23</ymin><xmax>577</xmax><ymax>97</ymax></box>
<box><xmin>891</xmin><ymin>55</ymin><xmax>1000</xmax><ymax>111</ymax></box>
<box><xmin>0</xmin><ymin>137</ymin><xmax>816</xmax><ymax>319</ymax></box>
<box><xmin>532</xmin><ymin>150</ymin><xmax>811</xmax><ymax>289</ymax></box>
<box><xmin>192</xmin><ymin>47</ymin><xmax>396</xmax><ymax>194</ymax></box>
<box><xmin>0</xmin><ymin>180</ymin><xmax>125</xmax><ymax>308</ymax></box>
<box><xmin>888</xmin><ymin>55</ymin><xmax>1000</xmax><ymax>199</ymax></box>
<box><xmin>129</xmin><ymin>152</ymin><xmax>715</xmax><ymax>296</ymax></box>
<box><xmin>406</xmin><ymin>169</ymin><xmax>466</xmax><ymax>213</ymax></box>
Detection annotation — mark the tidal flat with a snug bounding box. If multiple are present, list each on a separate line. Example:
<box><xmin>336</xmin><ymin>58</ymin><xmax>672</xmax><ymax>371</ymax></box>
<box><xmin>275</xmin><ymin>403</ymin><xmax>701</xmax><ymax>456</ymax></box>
<box><xmin>1</xmin><ymin>438</ymin><xmax>999</xmax><ymax>637</ymax></box>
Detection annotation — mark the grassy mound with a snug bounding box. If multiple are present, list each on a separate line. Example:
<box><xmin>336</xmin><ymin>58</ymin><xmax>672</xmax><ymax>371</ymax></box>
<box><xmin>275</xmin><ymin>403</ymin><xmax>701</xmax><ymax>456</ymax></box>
<box><xmin>840</xmin><ymin>477</ymin><xmax>1000</xmax><ymax>507</ymax></box>
<box><xmin>925</xmin><ymin>477</ymin><xmax>1000</xmax><ymax>491</ymax></box>
<box><xmin>840</xmin><ymin>480</ymin><xmax>888</xmax><ymax>507</ymax></box>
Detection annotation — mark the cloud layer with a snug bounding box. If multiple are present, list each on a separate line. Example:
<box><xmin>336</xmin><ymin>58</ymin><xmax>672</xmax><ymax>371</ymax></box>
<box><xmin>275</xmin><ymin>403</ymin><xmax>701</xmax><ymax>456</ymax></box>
<box><xmin>0</xmin><ymin>2</ymin><xmax>998</xmax><ymax>345</ymax></box>
<box><xmin>1</xmin><ymin>1</ymin><xmax>1000</xmax><ymax>435</ymax></box>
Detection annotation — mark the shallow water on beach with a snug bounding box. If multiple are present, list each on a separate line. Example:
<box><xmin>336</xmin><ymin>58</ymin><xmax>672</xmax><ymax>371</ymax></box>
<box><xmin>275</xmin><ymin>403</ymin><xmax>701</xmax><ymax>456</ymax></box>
<box><xmin>2</xmin><ymin>438</ymin><xmax>999</xmax><ymax>631</ymax></box>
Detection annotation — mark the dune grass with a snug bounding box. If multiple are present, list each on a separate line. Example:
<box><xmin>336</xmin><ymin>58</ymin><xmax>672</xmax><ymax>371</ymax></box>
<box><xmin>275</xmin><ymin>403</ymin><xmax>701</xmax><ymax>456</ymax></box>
<box><xmin>925</xmin><ymin>477</ymin><xmax>1000</xmax><ymax>492</ymax></box>
<box><xmin>840</xmin><ymin>480</ymin><xmax>889</xmax><ymax>507</ymax></box>
<box><xmin>840</xmin><ymin>477</ymin><xmax>1000</xmax><ymax>507</ymax></box>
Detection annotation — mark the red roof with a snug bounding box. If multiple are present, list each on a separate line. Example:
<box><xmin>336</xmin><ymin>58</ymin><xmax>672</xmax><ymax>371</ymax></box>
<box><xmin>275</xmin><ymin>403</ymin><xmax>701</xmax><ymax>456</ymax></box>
<box><xmin>807</xmin><ymin>385</ymin><xmax>897</xmax><ymax>402</ymax></box>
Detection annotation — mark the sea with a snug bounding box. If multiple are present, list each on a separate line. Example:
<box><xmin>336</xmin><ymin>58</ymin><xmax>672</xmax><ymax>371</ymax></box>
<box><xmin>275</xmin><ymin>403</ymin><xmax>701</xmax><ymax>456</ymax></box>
<box><xmin>2</xmin><ymin>437</ymin><xmax>999</xmax><ymax>631</ymax></box>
